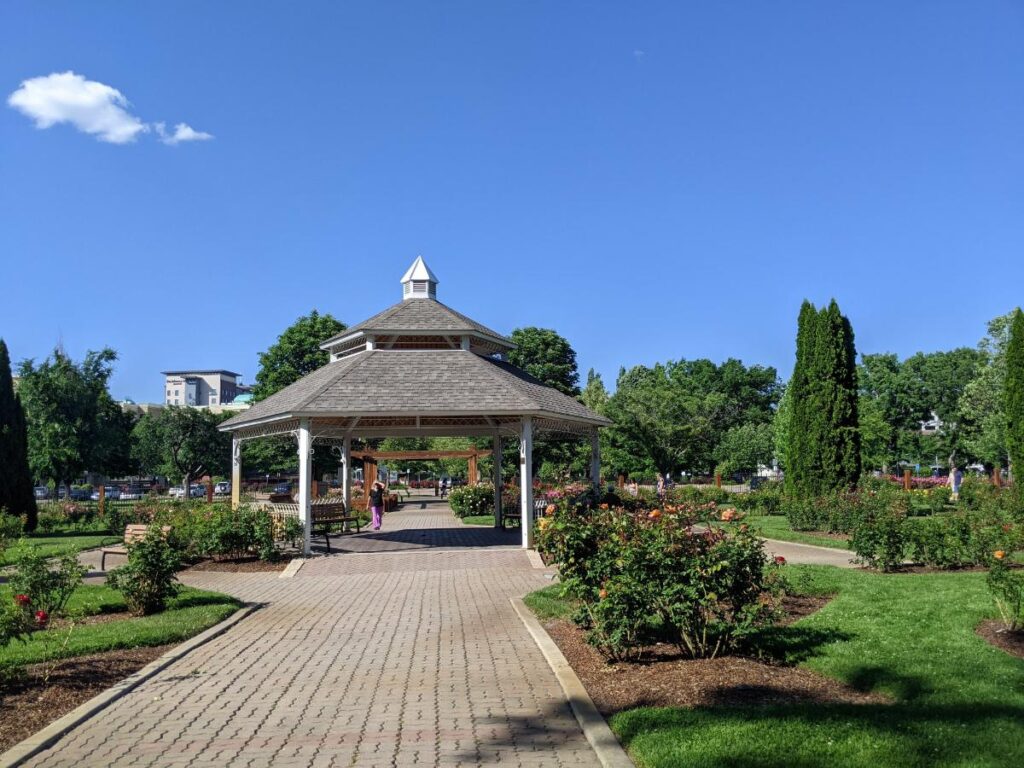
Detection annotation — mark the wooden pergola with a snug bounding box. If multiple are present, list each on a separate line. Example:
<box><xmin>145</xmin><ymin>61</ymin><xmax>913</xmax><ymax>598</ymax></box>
<box><xmin>220</xmin><ymin>257</ymin><xmax>610</xmax><ymax>554</ymax></box>
<box><xmin>358</xmin><ymin>449</ymin><xmax>493</xmax><ymax>488</ymax></box>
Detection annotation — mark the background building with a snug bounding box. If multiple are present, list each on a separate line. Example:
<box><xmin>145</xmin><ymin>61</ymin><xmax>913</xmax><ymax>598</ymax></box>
<box><xmin>162</xmin><ymin>370</ymin><xmax>250</xmax><ymax>407</ymax></box>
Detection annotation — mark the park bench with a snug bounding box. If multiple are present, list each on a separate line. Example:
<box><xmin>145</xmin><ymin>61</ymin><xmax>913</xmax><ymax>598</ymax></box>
<box><xmin>311</xmin><ymin>503</ymin><xmax>362</xmax><ymax>550</ymax></box>
<box><xmin>501</xmin><ymin>498</ymin><xmax>548</xmax><ymax>530</ymax></box>
<box><xmin>100</xmin><ymin>524</ymin><xmax>172</xmax><ymax>570</ymax></box>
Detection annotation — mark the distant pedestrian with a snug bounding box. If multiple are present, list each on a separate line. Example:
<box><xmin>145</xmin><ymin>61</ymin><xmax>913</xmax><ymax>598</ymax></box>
<box><xmin>948</xmin><ymin>466</ymin><xmax>963</xmax><ymax>502</ymax></box>
<box><xmin>370</xmin><ymin>481</ymin><xmax>385</xmax><ymax>530</ymax></box>
<box><xmin>657</xmin><ymin>474</ymin><xmax>665</xmax><ymax>499</ymax></box>
<box><xmin>440</xmin><ymin>478</ymin><xmax>448</xmax><ymax>498</ymax></box>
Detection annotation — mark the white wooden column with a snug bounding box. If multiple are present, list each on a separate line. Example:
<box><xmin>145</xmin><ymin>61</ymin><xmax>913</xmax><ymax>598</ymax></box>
<box><xmin>297</xmin><ymin>418</ymin><xmax>312</xmax><ymax>555</ymax></box>
<box><xmin>520</xmin><ymin>417</ymin><xmax>534</xmax><ymax>548</ymax></box>
<box><xmin>230</xmin><ymin>436</ymin><xmax>242</xmax><ymax>509</ymax></box>
<box><xmin>590</xmin><ymin>429</ymin><xmax>601</xmax><ymax>490</ymax></box>
<box><xmin>493</xmin><ymin>432</ymin><xmax>502</xmax><ymax>529</ymax></box>
<box><xmin>341</xmin><ymin>434</ymin><xmax>352</xmax><ymax>511</ymax></box>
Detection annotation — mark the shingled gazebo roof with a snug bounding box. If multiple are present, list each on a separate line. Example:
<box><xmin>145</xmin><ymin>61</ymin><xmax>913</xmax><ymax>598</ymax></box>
<box><xmin>220</xmin><ymin>258</ymin><xmax>609</xmax><ymax>443</ymax></box>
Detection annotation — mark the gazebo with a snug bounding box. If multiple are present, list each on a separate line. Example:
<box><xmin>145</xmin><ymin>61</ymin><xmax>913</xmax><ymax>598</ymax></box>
<box><xmin>219</xmin><ymin>257</ymin><xmax>611</xmax><ymax>553</ymax></box>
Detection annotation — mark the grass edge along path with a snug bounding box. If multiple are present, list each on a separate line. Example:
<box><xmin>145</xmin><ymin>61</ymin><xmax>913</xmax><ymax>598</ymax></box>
<box><xmin>0</xmin><ymin>585</ymin><xmax>241</xmax><ymax>669</ymax></box>
<box><xmin>0</xmin><ymin>534</ymin><xmax>122</xmax><ymax>567</ymax></box>
<box><xmin>527</xmin><ymin>566</ymin><xmax>1024</xmax><ymax>768</ymax></box>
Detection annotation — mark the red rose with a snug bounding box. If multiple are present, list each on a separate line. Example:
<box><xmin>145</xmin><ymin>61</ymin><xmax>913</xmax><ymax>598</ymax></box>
<box><xmin>35</xmin><ymin>610</ymin><xmax>48</xmax><ymax>626</ymax></box>
<box><xmin>14</xmin><ymin>594</ymin><xmax>30</xmax><ymax>606</ymax></box>
<box><xmin>774</xmin><ymin>556</ymin><xmax>787</xmax><ymax>565</ymax></box>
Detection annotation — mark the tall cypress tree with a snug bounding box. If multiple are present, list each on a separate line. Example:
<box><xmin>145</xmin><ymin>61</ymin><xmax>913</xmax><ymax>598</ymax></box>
<box><xmin>0</xmin><ymin>339</ymin><xmax>37</xmax><ymax>528</ymax></box>
<box><xmin>784</xmin><ymin>301</ymin><xmax>861</xmax><ymax>498</ymax></box>
<box><xmin>1005</xmin><ymin>308</ymin><xmax>1024</xmax><ymax>502</ymax></box>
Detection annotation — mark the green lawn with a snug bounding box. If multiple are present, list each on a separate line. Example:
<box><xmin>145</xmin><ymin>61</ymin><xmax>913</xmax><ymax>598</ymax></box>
<box><xmin>0</xmin><ymin>533</ymin><xmax>121</xmax><ymax>566</ymax></box>
<box><xmin>0</xmin><ymin>584</ymin><xmax>241</xmax><ymax>670</ymax></box>
<box><xmin>528</xmin><ymin>566</ymin><xmax>1024</xmax><ymax>768</ymax></box>
<box><xmin>460</xmin><ymin>515</ymin><xmax>496</xmax><ymax>526</ymax></box>
<box><xmin>712</xmin><ymin>514</ymin><xmax>852</xmax><ymax>551</ymax></box>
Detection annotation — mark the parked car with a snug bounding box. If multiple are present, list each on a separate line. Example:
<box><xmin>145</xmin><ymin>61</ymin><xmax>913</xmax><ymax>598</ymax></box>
<box><xmin>33</xmin><ymin>486</ymin><xmax>49</xmax><ymax>499</ymax></box>
<box><xmin>273</xmin><ymin>482</ymin><xmax>292</xmax><ymax>495</ymax></box>
<box><xmin>90</xmin><ymin>486</ymin><xmax>120</xmax><ymax>501</ymax></box>
<box><xmin>168</xmin><ymin>486</ymin><xmax>186</xmax><ymax>498</ymax></box>
<box><xmin>67</xmin><ymin>488</ymin><xmax>92</xmax><ymax>501</ymax></box>
<box><xmin>189</xmin><ymin>484</ymin><xmax>207</xmax><ymax>498</ymax></box>
<box><xmin>119</xmin><ymin>487</ymin><xmax>145</xmax><ymax>501</ymax></box>
<box><xmin>214</xmin><ymin>481</ymin><xmax>231</xmax><ymax>496</ymax></box>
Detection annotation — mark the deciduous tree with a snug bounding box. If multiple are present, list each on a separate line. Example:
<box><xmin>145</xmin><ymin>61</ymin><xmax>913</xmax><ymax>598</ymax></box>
<box><xmin>132</xmin><ymin>408</ymin><xmax>230</xmax><ymax>491</ymax></box>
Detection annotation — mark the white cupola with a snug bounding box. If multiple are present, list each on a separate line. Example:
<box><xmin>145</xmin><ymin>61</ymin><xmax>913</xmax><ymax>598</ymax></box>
<box><xmin>400</xmin><ymin>255</ymin><xmax>439</xmax><ymax>300</ymax></box>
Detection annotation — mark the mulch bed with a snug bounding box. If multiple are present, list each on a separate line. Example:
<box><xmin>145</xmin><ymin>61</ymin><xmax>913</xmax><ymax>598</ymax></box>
<box><xmin>543</xmin><ymin>595</ymin><xmax>890</xmax><ymax>716</ymax></box>
<box><xmin>185</xmin><ymin>557</ymin><xmax>290</xmax><ymax>573</ymax></box>
<box><xmin>977</xmin><ymin>619</ymin><xmax>1024</xmax><ymax>659</ymax></box>
<box><xmin>0</xmin><ymin>644</ymin><xmax>172</xmax><ymax>752</ymax></box>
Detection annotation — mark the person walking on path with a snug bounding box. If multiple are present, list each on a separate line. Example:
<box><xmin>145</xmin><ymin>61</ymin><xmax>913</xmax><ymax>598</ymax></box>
<box><xmin>948</xmin><ymin>465</ymin><xmax>964</xmax><ymax>502</ymax></box>
<box><xmin>369</xmin><ymin>481</ymin><xmax>385</xmax><ymax>530</ymax></box>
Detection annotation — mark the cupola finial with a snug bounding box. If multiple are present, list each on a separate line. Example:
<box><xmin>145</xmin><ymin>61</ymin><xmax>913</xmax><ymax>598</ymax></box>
<box><xmin>400</xmin><ymin>255</ymin><xmax>439</xmax><ymax>300</ymax></box>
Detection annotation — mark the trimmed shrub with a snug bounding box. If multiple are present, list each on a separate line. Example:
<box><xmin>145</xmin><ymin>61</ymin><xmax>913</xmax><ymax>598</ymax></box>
<box><xmin>850</xmin><ymin>507</ymin><xmax>909</xmax><ymax>571</ymax></box>
<box><xmin>536</xmin><ymin>498</ymin><xmax>783</xmax><ymax>661</ymax></box>
<box><xmin>107</xmin><ymin>529</ymin><xmax>181</xmax><ymax>616</ymax></box>
<box><xmin>448</xmin><ymin>485</ymin><xmax>495</xmax><ymax>518</ymax></box>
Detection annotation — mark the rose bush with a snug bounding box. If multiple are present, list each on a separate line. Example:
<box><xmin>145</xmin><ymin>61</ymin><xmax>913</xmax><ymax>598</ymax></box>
<box><xmin>536</xmin><ymin>495</ymin><xmax>784</xmax><ymax>661</ymax></box>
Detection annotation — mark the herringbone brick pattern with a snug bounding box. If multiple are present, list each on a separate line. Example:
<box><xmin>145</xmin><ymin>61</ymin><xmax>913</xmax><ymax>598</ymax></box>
<box><xmin>24</xmin><ymin>503</ymin><xmax>596</xmax><ymax>768</ymax></box>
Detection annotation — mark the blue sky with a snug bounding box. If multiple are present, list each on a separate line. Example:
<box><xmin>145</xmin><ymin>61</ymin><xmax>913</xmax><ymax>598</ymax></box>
<box><xmin>2</xmin><ymin>2</ymin><xmax>1022</xmax><ymax>401</ymax></box>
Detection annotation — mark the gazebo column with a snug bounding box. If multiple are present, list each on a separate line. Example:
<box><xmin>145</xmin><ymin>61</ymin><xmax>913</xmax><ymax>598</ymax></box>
<box><xmin>493</xmin><ymin>432</ymin><xmax>502</xmax><ymax>529</ymax></box>
<box><xmin>297</xmin><ymin>418</ymin><xmax>312</xmax><ymax>555</ymax></box>
<box><xmin>590</xmin><ymin>429</ymin><xmax>601</xmax><ymax>490</ymax></box>
<box><xmin>520</xmin><ymin>417</ymin><xmax>534</xmax><ymax>548</ymax></box>
<box><xmin>341</xmin><ymin>435</ymin><xmax>351</xmax><ymax>511</ymax></box>
<box><xmin>230</xmin><ymin>436</ymin><xmax>241</xmax><ymax>510</ymax></box>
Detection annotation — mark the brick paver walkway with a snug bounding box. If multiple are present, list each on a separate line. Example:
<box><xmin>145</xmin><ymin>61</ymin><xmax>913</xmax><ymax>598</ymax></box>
<box><xmin>26</xmin><ymin>502</ymin><xmax>598</xmax><ymax>768</ymax></box>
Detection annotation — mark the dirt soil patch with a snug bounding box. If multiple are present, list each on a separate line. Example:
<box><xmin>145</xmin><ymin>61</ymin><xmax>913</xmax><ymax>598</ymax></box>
<box><xmin>977</xmin><ymin>619</ymin><xmax>1024</xmax><ymax>659</ymax></box>
<box><xmin>185</xmin><ymin>557</ymin><xmax>289</xmax><ymax>573</ymax></box>
<box><xmin>542</xmin><ymin>595</ymin><xmax>889</xmax><ymax>716</ymax></box>
<box><xmin>0</xmin><ymin>644</ymin><xmax>172</xmax><ymax>752</ymax></box>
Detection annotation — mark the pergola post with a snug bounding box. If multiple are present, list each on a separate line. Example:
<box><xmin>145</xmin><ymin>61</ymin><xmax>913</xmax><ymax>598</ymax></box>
<box><xmin>493</xmin><ymin>432</ymin><xmax>502</xmax><ymax>529</ymax></box>
<box><xmin>297</xmin><ymin>418</ymin><xmax>312</xmax><ymax>555</ymax></box>
<box><xmin>590</xmin><ymin>429</ymin><xmax>601</xmax><ymax>490</ymax></box>
<box><xmin>520</xmin><ymin>417</ymin><xmax>534</xmax><ymax>548</ymax></box>
<box><xmin>341</xmin><ymin>435</ymin><xmax>351</xmax><ymax>511</ymax></box>
<box><xmin>230</xmin><ymin>436</ymin><xmax>241</xmax><ymax>509</ymax></box>
<box><xmin>468</xmin><ymin>452</ymin><xmax>478</xmax><ymax>486</ymax></box>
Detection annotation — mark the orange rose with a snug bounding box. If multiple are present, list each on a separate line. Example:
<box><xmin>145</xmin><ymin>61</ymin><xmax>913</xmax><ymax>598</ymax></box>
<box><xmin>994</xmin><ymin>550</ymin><xmax>1006</xmax><ymax>560</ymax></box>
<box><xmin>599</xmin><ymin>503</ymin><xmax>609</xmax><ymax>510</ymax></box>
<box><xmin>545</xmin><ymin>504</ymin><xmax>556</xmax><ymax>516</ymax></box>
<box><xmin>648</xmin><ymin>509</ymin><xmax>662</xmax><ymax>520</ymax></box>
<box><xmin>721</xmin><ymin>509</ymin><xmax>737</xmax><ymax>522</ymax></box>
<box><xmin>598</xmin><ymin>588</ymin><xmax>608</xmax><ymax>600</ymax></box>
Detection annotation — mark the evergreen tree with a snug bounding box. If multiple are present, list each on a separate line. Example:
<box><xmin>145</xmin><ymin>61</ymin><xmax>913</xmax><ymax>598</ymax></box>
<box><xmin>1005</xmin><ymin>308</ymin><xmax>1024</xmax><ymax>499</ymax></box>
<box><xmin>0</xmin><ymin>339</ymin><xmax>37</xmax><ymax>528</ymax></box>
<box><xmin>784</xmin><ymin>300</ymin><xmax>861</xmax><ymax>497</ymax></box>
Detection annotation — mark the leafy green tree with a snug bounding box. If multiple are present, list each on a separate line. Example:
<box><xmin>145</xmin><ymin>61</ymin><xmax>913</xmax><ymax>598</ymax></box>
<box><xmin>132</xmin><ymin>407</ymin><xmax>231</xmax><ymax>490</ymax></box>
<box><xmin>0</xmin><ymin>340</ymin><xmax>36</xmax><ymax>527</ymax></box>
<box><xmin>17</xmin><ymin>347</ymin><xmax>124</xmax><ymax>497</ymax></box>
<box><xmin>958</xmin><ymin>311</ymin><xmax>1016</xmax><ymax>469</ymax></box>
<box><xmin>251</xmin><ymin>310</ymin><xmax>347</xmax><ymax>401</ymax></box>
<box><xmin>507</xmin><ymin>327</ymin><xmax>580</xmax><ymax>397</ymax></box>
<box><xmin>246</xmin><ymin>310</ymin><xmax>347</xmax><ymax>478</ymax></box>
<box><xmin>714</xmin><ymin>422</ymin><xmax>774</xmax><ymax>477</ymax></box>
<box><xmin>784</xmin><ymin>300</ymin><xmax>860</xmax><ymax>497</ymax></box>
<box><xmin>579</xmin><ymin>368</ymin><xmax>609</xmax><ymax>413</ymax></box>
<box><xmin>1005</xmin><ymin>309</ymin><xmax>1024</xmax><ymax>495</ymax></box>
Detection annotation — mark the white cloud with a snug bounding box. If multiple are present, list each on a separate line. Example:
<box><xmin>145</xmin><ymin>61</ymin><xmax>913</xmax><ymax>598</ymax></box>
<box><xmin>7</xmin><ymin>71</ymin><xmax>212</xmax><ymax>147</ymax></box>
<box><xmin>8</xmin><ymin>71</ymin><xmax>147</xmax><ymax>143</ymax></box>
<box><xmin>155</xmin><ymin>122</ymin><xmax>214</xmax><ymax>145</ymax></box>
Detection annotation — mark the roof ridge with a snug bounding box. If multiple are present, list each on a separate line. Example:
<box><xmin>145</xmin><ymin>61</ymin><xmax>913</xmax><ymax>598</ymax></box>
<box><xmin>466</xmin><ymin>353</ymin><xmax>542</xmax><ymax>410</ymax></box>
<box><xmin>294</xmin><ymin>350</ymin><xmax>370</xmax><ymax>411</ymax></box>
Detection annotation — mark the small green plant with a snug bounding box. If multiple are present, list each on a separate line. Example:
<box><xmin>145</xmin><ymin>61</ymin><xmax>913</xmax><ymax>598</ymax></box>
<box><xmin>0</xmin><ymin>591</ymin><xmax>37</xmax><ymax>648</ymax></box>
<box><xmin>5</xmin><ymin>543</ymin><xmax>85</xmax><ymax>618</ymax></box>
<box><xmin>987</xmin><ymin>551</ymin><xmax>1024</xmax><ymax>631</ymax></box>
<box><xmin>107</xmin><ymin>529</ymin><xmax>181</xmax><ymax>616</ymax></box>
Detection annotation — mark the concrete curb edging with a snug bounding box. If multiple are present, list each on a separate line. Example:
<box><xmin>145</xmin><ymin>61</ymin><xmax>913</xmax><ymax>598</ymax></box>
<box><xmin>510</xmin><ymin>597</ymin><xmax>635</xmax><ymax>768</ymax></box>
<box><xmin>0</xmin><ymin>603</ymin><xmax>261</xmax><ymax>768</ymax></box>
<box><xmin>280</xmin><ymin>558</ymin><xmax>305</xmax><ymax>578</ymax></box>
